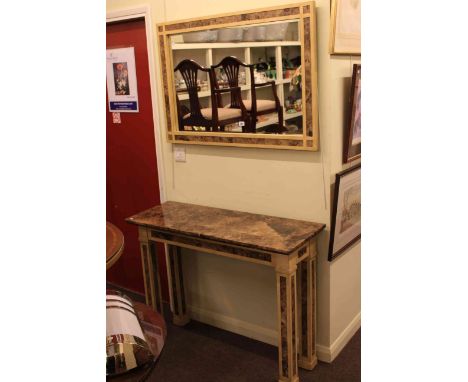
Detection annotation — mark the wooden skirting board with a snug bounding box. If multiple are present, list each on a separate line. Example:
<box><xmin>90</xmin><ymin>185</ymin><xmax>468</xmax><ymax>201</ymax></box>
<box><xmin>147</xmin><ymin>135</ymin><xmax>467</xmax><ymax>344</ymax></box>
<box><xmin>316</xmin><ymin>312</ymin><xmax>361</xmax><ymax>363</ymax></box>
<box><xmin>190</xmin><ymin>304</ymin><xmax>360</xmax><ymax>364</ymax></box>
<box><xmin>188</xmin><ymin>304</ymin><xmax>278</xmax><ymax>346</ymax></box>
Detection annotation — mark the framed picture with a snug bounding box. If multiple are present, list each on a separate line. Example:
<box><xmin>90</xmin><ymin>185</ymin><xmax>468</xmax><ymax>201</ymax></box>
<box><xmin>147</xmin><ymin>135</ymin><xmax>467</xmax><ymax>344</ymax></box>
<box><xmin>343</xmin><ymin>64</ymin><xmax>361</xmax><ymax>163</ymax></box>
<box><xmin>329</xmin><ymin>0</ymin><xmax>361</xmax><ymax>55</ymax></box>
<box><xmin>328</xmin><ymin>164</ymin><xmax>361</xmax><ymax>261</ymax></box>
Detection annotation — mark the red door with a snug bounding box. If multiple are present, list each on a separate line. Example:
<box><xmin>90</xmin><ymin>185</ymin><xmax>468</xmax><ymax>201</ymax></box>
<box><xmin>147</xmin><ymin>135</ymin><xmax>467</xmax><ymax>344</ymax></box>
<box><xmin>106</xmin><ymin>18</ymin><xmax>167</xmax><ymax>299</ymax></box>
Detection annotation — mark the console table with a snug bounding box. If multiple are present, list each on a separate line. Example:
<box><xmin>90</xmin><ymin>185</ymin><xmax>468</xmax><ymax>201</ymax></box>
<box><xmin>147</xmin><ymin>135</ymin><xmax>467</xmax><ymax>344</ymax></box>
<box><xmin>127</xmin><ymin>201</ymin><xmax>325</xmax><ymax>382</ymax></box>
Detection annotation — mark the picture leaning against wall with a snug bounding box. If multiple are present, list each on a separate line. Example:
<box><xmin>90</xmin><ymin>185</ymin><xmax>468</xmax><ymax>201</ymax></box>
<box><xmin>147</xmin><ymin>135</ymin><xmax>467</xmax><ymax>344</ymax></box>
<box><xmin>328</xmin><ymin>164</ymin><xmax>361</xmax><ymax>261</ymax></box>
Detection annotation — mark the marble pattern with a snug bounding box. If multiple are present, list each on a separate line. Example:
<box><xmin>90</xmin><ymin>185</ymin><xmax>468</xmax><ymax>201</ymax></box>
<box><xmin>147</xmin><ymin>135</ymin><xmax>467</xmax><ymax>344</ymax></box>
<box><xmin>176</xmin><ymin>247</ymin><xmax>187</xmax><ymax>315</ymax></box>
<box><xmin>127</xmin><ymin>201</ymin><xmax>324</xmax><ymax>255</ymax></box>
<box><xmin>141</xmin><ymin>244</ymin><xmax>151</xmax><ymax>306</ymax></box>
<box><xmin>169</xmin><ymin>247</ymin><xmax>179</xmax><ymax>315</ymax></box>
<box><xmin>173</xmin><ymin>134</ymin><xmax>304</xmax><ymax>147</ymax></box>
<box><xmin>151</xmin><ymin>229</ymin><xmax>272</xmax><ymax>262</ymax></box>
<box><xmin>300</xmin><ymin>261</ymin><xmax>308</xmax><ymax>357</ymax></box>
<box><xmin>291</xmin><ymin>275</ymin><xmax>297</xmax><ymax>377</ymax></box>
<box><xmin>298</xmin><ymin>245</ymin><xmax>307</xmax><ymax>257</ymax></box>
<box><xmin>169</xmin><ymin>246</ymin><xmax>187</xmax><ymax>316</ymax></box>
<box><xmin>158</xmin><ymin>34</ymin><xmax>172</xmax><ymax>134</ymax></box>
<box><xmin>280</xmin><ymin>276</ymin><xmax>288</xmax><ymax>378</ymax></box>
<box><xmin>311</xmin><ymin>259</ymin><xmax>316</xmax><ymax>354</ymax></box>
<box><xmin>149</xmin><ymin>243</ymin><xmax>163</xmax><ymax>312</ymax></box>
<box><xmin>164</xmin><ymin>8</ymin><xmax>301</xmax><ymax>32</ymax></box>
<box><xmin>303</xmin><ymin>17</ymin><xmax>313</xmax><ymax>137</ymax></box>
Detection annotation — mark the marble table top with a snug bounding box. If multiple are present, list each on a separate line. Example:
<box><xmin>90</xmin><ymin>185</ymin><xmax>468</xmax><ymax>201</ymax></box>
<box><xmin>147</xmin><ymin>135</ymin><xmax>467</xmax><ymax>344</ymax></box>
<box><xmin>127</xmin><ymin>201</ymin><xmax>325</xmax><ymax>254</ymax></box>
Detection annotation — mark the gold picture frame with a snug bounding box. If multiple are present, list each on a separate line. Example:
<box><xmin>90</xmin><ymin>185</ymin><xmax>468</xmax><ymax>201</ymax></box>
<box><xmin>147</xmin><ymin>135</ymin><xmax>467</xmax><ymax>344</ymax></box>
<box><xmin>156</xmin><ymin>2</ymin><xmax>320</xmax><ymax>151</ymax></box>
<box><xmin>329</xmin><ymin>0</ymin><xmax>361</xmax><ymax>55</ymax></box>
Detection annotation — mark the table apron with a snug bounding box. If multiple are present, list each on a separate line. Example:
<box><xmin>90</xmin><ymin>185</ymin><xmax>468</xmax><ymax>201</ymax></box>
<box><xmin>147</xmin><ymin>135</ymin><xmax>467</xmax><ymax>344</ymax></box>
<box><xmin>146</xmin><ymin>228</ymin><xmax>275</xmax><ymax>267</ymax></box>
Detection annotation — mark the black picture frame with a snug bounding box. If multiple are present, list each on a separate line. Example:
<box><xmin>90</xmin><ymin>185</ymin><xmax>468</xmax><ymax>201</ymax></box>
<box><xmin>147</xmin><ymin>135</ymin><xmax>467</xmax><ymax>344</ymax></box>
<box><xmin>343</xmin><ymin>64</ymin><xmax>361</xmax><ymax>163</ymax></box>
<box><xmin>328</xmin><ymin>164</ymin><xmax>361</xmax><ymax>261</ymax></box>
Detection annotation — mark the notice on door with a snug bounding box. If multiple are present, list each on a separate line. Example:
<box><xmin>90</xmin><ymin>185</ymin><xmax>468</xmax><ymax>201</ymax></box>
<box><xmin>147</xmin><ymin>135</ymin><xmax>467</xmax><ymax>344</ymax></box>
<box><xmin>106</xmin><ymin>47</ymin><xmax>139</xmax><ymax>112</ymax></box>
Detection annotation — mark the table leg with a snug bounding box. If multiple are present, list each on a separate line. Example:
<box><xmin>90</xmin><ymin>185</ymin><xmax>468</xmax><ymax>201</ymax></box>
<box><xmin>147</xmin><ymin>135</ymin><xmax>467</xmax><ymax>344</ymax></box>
<box><xmin>139</xmin><ymin>238</ymin><xmax>164</xmax><ymax>314</ymax></box>
<box><xmin>165</xmin><ymin>244</ymin><xmax>190</xmax><ymax>326</ymax></box>
<box><xmin>296</xmin><ymin>254</ymin><xmax>317</xmax><ymax>370</ymax></box>
<box><xmin>276</xmin><ymin>264</ymin><xmax>299</xmax><ymax>382</ymax></box>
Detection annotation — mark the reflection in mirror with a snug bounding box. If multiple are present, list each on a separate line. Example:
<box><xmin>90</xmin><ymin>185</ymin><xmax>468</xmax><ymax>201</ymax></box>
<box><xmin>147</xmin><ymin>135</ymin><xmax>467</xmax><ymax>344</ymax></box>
<box><xmin>170</xmin><ymin>20</ymin><xmax>303</xmax><ymax>135</ymax></box>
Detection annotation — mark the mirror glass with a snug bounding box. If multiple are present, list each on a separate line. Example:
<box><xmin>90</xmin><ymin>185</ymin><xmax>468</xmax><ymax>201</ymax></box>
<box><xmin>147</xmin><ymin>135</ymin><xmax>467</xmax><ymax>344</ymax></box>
<box><xmin>169</xmin><ymin>20</ymin><xmax>303</xmax><ymax>135</ymax></box>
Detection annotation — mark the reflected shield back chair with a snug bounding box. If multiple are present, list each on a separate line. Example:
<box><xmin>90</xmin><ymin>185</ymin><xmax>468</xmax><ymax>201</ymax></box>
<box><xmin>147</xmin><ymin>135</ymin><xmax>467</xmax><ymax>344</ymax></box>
<box><xmin>174</xmin><ymin>59</ymin><xmax>249</xmax><ymax>132</ymax></box>
<box><xmin>211</xmin><ymin>56</ymin><xmax>284</xmax><ymax>133</ymax></box>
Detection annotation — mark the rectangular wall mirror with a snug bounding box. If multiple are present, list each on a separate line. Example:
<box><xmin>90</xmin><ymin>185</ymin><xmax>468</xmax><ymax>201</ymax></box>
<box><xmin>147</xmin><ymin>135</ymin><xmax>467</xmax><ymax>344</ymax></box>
<box><xmin>157</xmin><ymin>2</ymin><xmax>319</xmax><ymax>150</ymax></box>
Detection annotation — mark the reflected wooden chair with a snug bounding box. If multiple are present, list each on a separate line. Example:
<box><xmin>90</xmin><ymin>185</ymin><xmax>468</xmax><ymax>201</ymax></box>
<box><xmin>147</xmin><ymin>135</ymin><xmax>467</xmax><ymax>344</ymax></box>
<box><xmin>211</xmin><ymin>56</ymin><xmax>284</xmax><ymax>133</ymax></box>
<box><xmin>174</xmin><ymin>59</ymin><xmax>249</xmax><ymax>132</ymax></box>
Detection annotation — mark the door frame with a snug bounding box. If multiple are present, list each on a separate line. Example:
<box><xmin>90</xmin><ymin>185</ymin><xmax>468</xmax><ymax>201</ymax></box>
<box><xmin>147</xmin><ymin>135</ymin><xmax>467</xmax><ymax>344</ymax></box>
<box><xmin>107</xmin><ymin>5</ymin><xmax>167</xmax><ymax>203</ymax></box>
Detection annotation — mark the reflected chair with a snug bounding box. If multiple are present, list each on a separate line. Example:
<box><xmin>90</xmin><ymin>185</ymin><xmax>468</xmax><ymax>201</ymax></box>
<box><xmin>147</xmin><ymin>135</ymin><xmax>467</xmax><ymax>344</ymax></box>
<box><xmin>174</xmin><ymin>59</ymin><xmax>249</xmax><ymax>132</ymax></box>
<box><xmin>211</xmin><ymin>56</ymin><xmax>284</xmax><ymax>133</ymax></box>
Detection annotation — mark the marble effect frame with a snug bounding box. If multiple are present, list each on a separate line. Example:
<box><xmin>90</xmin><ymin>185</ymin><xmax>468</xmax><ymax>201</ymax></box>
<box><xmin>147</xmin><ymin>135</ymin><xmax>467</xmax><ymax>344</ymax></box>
<box><xmin>156</xmin><ymin>2</ymin><xmax>319</xmax><ymax>151</ymax></box>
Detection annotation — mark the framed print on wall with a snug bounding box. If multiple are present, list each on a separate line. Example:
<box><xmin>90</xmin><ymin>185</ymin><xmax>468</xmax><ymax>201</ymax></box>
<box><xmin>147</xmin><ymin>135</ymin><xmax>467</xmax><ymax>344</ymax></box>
<box><xmin>343</xmin><ymin>64</ymin><xmax>361</xmax><ymax>163</ymax></box>
<box><xmin>328</xmin><ymin>164</ymin><xmax>361</xmax><ymax>261</ymax></box>
<box><xmin>329</xmin><ymin>0</ymin><xmax>361</xmax><ymax>55</ymax></box>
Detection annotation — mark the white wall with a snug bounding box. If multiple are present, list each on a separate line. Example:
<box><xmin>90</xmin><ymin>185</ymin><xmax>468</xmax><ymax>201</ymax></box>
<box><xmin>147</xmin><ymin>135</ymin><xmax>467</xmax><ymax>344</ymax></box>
<box><xmin>107</xmin><ymin>0</ymin><xmax>361</xmax><ymax>360</ymax></box>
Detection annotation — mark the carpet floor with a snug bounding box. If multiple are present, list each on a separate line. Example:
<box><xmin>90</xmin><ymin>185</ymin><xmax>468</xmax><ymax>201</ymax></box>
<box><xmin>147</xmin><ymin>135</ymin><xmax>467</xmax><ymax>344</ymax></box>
<box><xmin>108</xmin><ymin>286</ymin><xmax>360</xmax><ymax>382</ymax></box>
<box><xmin>150</xmin><ymin>308</ymin><xmax>360</xmax><ymax>382</ymax></box>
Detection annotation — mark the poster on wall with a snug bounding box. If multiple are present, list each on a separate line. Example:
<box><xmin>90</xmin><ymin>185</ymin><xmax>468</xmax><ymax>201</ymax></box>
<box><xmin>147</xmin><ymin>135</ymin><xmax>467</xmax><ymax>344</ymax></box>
<box><xmin>106</xmin><ymin>47</ymin><xmax>139</xmax><ymax>112</ymax></box>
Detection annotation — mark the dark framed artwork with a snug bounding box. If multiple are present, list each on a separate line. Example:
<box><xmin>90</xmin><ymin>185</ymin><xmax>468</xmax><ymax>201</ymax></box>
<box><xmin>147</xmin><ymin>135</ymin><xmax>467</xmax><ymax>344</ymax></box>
<box><xmin>343</xmin><ymin>64</ymin><xmax>361</xmax><ymax>163</ymax></box>
<box><xmin>328</xmin><ymin>164</ymin><xmax>361</xmax><ymax>261</ymax></box>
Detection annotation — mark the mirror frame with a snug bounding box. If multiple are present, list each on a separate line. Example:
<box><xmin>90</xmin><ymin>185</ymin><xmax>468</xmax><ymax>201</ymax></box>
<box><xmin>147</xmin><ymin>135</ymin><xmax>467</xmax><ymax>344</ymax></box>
<box><xmin>157</xmin><ymin>1</ymin><xmax>319</xmax><ymax>151</ymax></box>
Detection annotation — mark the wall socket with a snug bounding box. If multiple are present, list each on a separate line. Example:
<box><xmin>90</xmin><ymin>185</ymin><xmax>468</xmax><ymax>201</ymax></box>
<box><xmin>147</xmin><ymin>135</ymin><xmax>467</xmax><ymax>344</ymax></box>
<box><xmin>174</xmin><ymin>145</ymin><xmax>186</xmax><ymax>162</ymax></box>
